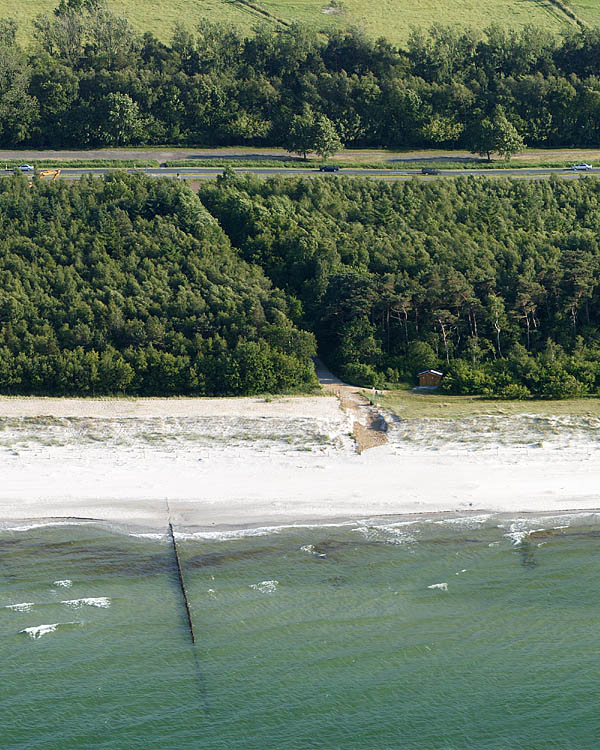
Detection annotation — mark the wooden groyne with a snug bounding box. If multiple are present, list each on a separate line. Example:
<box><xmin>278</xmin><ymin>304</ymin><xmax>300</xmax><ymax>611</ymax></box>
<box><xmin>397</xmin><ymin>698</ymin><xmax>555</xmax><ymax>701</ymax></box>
<box><xmin>167</xmin><ymin>521</ymin><xmax>196</xmax><ymax>644</ymax></box>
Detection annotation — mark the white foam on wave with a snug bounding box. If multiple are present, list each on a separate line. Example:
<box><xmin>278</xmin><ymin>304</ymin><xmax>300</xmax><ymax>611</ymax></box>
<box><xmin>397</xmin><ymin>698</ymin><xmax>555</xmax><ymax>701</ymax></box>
<box><xmin>61</xmin><ymin>597</ymin><xmax>110</xmax><ymax>608</ymax></box>
<box><xmin>300</xmin><ymin>544</ymin><xmax>315</xmax><ymax>553</ymax></box>
<box><xmin>128</xmin><ymin>532</ymin><xmax>167</xmax><ymax>541</ymax></box>
<box><xmin>502</xmin><ymin>521</ymin><xmax>547</xmax><ymax>545</ymax></box>
<box><xmin>5</xmin><ymin>602</ymin><xmax>34</xmax><ymax>612</ymax></box>
<box><xmin>250</xmin><ymin>580</ymin><xmax>278</xmax><ymax>594</ymax></box>
<box><xmin>354</xmin><ymin>523</ymin><xmax>418</xmax><ymax>545</ymax></box>
<box><xmin>3</xmin><ymin>521</ymin><xmax>93</xmax><ymax>532</ymax></box>
<box><xmin>501</xmin><ymin>520</ymin><xmax>527</xmax><ymax>545</ymax></box>
<box><xmin>20</xmin><ymin>622</ymin><xmax>80</xmax><ymax>638</ymax></box>
<box><xmin>433</xmin><ymin>514</ymin><xmax>493</xmax><ymax>528</ymax></box>
<box><xmin>177</xmin><ymin>527</ymin><xmax>272</xmax><ymax>541</ymax></box>
<box><xmin>178</xmin><ymin>520</ymin><xmax>356</xmax><ymax>541</ymax></box>
<box><xmin>20</xmin><ymin>623</ymin><xmax>58</xmax><ymax>638</ymax></box>
<box><xmin>53</xmin><ymin>579</ymin><xmax>72</xmax><ymax>588</ymax></box>
<box><xmin>428</xmin><ymin>582</ymin><xmax>448</xmax><ymax>591</ymax></box>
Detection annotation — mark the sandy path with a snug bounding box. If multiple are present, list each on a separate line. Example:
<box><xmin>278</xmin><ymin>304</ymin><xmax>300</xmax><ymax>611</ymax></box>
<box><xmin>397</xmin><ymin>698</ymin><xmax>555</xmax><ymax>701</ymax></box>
<box><xmin>313</xmin><ymin>358</ymin><xmax>387</xmax><ymax>452</ymax></box>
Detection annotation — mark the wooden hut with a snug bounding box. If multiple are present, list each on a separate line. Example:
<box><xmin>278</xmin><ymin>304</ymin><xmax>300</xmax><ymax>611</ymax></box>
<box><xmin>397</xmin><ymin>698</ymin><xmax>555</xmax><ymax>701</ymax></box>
<box><xmin>417</xmin><ymin>369</ymin><xmax>444</xmax><ymax>387</ymax></box>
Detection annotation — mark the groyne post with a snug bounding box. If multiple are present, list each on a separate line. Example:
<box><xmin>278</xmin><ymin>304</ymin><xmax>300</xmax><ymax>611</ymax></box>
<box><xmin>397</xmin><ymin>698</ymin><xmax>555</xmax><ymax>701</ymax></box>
<box><xmin>167</xmin><ymin>521</ymin><xmax>196</xmax><ymax>644</ymax></box>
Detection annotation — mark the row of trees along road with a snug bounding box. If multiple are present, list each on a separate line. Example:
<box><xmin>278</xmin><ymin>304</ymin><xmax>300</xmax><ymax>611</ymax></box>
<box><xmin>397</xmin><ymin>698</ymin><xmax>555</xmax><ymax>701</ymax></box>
<box><xmin>5</xmin><ymin>0</ymin><xmax>600</xmax><ymax>151</ymax></box>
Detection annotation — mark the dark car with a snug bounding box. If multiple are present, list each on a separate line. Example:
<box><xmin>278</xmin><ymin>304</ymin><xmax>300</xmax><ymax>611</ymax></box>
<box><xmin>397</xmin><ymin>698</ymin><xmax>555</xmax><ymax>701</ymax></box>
<box><xmin>319</xmin><ymin>165</ymin><xmax>340</xmax><ymax>172</ymax></box>
<box><xmin>421</xmin><ymin>167</ymin><xmax>440</xmax><ymax>175</ymax></box>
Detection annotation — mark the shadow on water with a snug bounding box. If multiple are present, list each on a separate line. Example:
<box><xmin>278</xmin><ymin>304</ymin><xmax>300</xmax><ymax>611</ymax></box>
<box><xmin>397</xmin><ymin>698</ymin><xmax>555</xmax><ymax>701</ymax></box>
<box><xmin>517</xmin><ymin>539</ymin><xmax>537</xmax><ymax>568</ymax></box>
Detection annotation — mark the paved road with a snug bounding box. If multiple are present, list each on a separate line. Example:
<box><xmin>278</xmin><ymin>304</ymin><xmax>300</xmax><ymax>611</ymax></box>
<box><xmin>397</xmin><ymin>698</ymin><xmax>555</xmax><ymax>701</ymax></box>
<box><xmin>4</xmin><ymin>166</ymin><xmax>598</xmax><ymax>181</ymax></box>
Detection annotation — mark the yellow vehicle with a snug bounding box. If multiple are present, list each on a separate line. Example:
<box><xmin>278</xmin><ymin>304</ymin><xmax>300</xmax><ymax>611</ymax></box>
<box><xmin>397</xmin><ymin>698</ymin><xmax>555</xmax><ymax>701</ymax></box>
<box><xmin>38</xmin><ymin>169</ymin><xmax>61</xmax><ymax>180</ymax></box>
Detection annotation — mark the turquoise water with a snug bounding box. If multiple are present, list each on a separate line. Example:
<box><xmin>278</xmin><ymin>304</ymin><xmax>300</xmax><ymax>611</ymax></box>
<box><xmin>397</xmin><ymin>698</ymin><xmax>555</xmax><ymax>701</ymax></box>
<box><xmin>2</xmin><ymin>514</ymin><xmax>600</xmax><ymax>749</ymax></box>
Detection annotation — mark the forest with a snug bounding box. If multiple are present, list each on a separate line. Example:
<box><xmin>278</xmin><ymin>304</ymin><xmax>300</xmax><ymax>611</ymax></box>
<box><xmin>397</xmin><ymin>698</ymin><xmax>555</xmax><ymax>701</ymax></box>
<box><xmin>4</xmin><ymin>0</ymin><xmax>600</xmax><ymax>151</ymax></box>
<box><xmin>199</xmin><ymin>173</ymin><xmax>600</xmax><ymax>399</ymax></box>
<box><xmin>0</xmin><ymin>173</ymin><xmax>317</xmax><ymax>395</ymax></box>
<box><xmin>3</xmin><ymin>172</ymin><xmax>600</xmax><ymax>398</ymax></box>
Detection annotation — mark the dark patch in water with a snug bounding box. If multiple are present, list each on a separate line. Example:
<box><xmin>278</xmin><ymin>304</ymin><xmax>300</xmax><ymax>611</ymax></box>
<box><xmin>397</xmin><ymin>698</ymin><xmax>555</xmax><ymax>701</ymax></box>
<box><xmin>0</xmin><ymin>539</ymin><xmax>168</xmax><ymax>578</ymax></box>
<box><xmin>323</xmin><ymin>575</ymin><xmax>348</xmax><ymax>587</ymax></box>
<box><xmin>0</xmin><ymin>538</ymin><xmax>25</xmax><ymax>548</ymax></box>
<box><xmin>529</xmin><ymin>529</ymin><xmax>566</xmax><ymax>540</ymax></box>
<box><xmin>311</xmin><ymin>539</ymin><xmax>361</xmax><ymax>556</ymax></box>
<box><xmin>561</xmin><ymin>529</ymin><xmax>600</xmax><ymax>539</ymax></box>
<box><xmin>517</xmin><ymin>540</ymin><xmax>537</xmax><ymax>568</ymax></box>
<box><xmin>184</xmin><ymin>545</ymin><xmax>281</xmax><ymax>569</ymax></box>
<box><xmin>421</xmin><ymin>537</ymin><xmax>483</xmax><ymax>545</ymax></box>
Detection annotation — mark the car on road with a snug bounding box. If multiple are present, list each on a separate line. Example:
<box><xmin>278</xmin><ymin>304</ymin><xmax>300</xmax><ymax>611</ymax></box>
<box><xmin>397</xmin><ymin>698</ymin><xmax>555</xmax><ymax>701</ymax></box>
<box><xmin>15</xmin><ymin>164</ymin><xmax>34</xmax><ymax>173</ymax></box>
<box><xmin>571</xmin><ymin>163</ymin><xmax>593</xmax><ymax>171</ymax></box>
<box><xmin>319</xmin><ymin>165</ymin><xmax>340</xmax><ymax>172</ymax></box>
<box><xmin>421</xmin><ymin>167</ymin><xmax>440</xmax><ymax>175</ymax></box>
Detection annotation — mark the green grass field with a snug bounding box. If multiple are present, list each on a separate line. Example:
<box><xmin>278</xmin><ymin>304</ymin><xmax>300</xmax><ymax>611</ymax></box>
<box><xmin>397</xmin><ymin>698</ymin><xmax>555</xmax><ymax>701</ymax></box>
<box><xmin>372</xmin><ymin>387</ymin><xmax>600</xmax><ymax>419</ymax></box>
<box><xmin>571</xmin><ymin>0</ymin><xmax>600</xmax><ymax>26</ymax></box>
<box><xmin>2</xmin><ymin>0</ymin><xmax>580</xmax><ymax>46</ymax></box>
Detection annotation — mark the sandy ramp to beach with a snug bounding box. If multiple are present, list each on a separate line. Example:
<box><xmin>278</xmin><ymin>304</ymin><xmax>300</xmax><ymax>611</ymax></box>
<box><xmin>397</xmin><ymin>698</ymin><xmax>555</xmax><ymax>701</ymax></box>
<box><xmin>0</xmin><ymin>396</ymin><xmax>599</xmax><ymax>531</ymax></box>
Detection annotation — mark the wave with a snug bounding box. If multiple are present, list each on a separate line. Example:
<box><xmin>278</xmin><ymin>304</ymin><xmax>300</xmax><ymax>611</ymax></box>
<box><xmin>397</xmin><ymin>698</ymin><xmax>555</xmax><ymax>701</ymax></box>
<box><xmin>353</xmin><ymin>522</ymin><xmax>419</xmax><ymax>545</ymax></box>
<box><xmin>499</xmin><ymin>515</ymin><xmax>588</xmax><ymax>545</ymax></box>
<box><xmin>428</xmin><ymin>582</ymin><xmax>448</xmax><ymax>591</ymax></box>
<box><xmin>5</xmin><ymin>602</ymin><xmax>34</xmax><ymax>612</ymax></box>
<box><xmin>176</xmin><ymin>521</ymin><xmax>357</xmax><ymax>541</ymax></box>
<box><xmin>433</xmin><ymin>514</ymin><xmax>494</xmax><ymax>528</ymax></box>
<box><xmin>2</xmin><ymin>520</ymin><xmax>94</xmax><ymax>532</ymax></box>
<box><xmin>19</xmin><ymin>622</ymin><xmax>79</xmax><ymax>639</ymax></box>
<box><xmin>53</xmin><ymin>580</ymin><xmax>72</xmax><ymax>588</ymax></box>
<box><xmin>61</xmin><ymin>597</ymin><xmax>110</xmax><ymax>608</ymax></box>
<box><xmin>250</xmin><ymin>580</ymin><xmax>278</xmax><ymax>594</ymax></box>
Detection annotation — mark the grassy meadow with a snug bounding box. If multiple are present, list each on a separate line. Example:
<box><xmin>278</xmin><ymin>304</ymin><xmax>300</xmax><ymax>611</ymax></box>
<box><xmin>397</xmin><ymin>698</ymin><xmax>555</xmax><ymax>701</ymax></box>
<box><xmin>372</xmin><ymin>387</ymin><xmax>600</xmax><ymax>419</ymax></box>
<box><xmin>2</xmin><ymin>0</ymin><xmax>577</xmax><ymax>46</ymax></box>
<box><xmin>571</xmin><ymin>0</ymin><xmax>600</xmax><ymax>26</ymax></box>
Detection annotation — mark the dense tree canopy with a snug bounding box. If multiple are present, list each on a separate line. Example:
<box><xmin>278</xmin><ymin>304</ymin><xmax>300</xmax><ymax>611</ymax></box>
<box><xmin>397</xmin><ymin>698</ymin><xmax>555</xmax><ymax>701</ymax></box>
<box><xmin>199</xmin><ymin>174</ymin><xmax>600</xmax><ymax>398</ymax></box>
<box><xmin>5</xmin><ymin>6</ymin><xmax>600</xmax><ymax>151</ymax></box>
<box><xmin>0</xmin><ymin>174</ymin><xmax>317</xmax><ymax>395</ymax></box>
<box><xmin>5</xmin><ymin>171</ymin><xmax>600</xmax><ymax>399</ymax></box>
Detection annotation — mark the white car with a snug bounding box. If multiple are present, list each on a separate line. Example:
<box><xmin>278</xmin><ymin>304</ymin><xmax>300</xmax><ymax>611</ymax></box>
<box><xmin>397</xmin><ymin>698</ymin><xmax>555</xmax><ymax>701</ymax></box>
<box><xmin>16</xmin><ymin>164</ymin><xmax>34</xmax><ymax>172</ymax></box>
<box><xmin>571</xmin><ymin>163</ymin><xmax>593</xmax><ymax>171</ymax></box>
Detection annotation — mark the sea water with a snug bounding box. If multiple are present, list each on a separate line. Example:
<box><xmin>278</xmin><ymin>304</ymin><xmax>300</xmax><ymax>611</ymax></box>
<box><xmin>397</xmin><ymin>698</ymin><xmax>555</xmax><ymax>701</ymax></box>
<box><xmin>2</xmin><ymin>514</ymin><xmax>600</xmax><ymax>749</ymax></box>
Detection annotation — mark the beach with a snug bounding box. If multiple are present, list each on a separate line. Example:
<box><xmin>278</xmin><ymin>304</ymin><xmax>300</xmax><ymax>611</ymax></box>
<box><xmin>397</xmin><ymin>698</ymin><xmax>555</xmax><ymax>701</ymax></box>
<box><xmin>1</xmin><ymin>394</ymin><xmax>599</xmax><ymax>533</ymax></box>
<box><xmin>4</xmin><ymin>395</ymin><xmax>600</xmax><ymax>749</ymax></box>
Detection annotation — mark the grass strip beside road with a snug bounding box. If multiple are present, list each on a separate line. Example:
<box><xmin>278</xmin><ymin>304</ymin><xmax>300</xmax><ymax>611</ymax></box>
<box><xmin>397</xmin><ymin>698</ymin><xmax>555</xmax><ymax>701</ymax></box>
<box><xmin>154</xmin><ymin>157</ymin><xmax>600</xmax><ymax>170</ymax></box>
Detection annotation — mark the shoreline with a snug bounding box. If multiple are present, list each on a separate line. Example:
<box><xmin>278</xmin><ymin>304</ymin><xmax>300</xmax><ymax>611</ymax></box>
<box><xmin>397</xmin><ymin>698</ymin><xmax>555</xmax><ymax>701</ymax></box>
<box><xmin>3</xmin><ymin>507</ymin><xmax>600</xmax><ymax>540</ymax></box>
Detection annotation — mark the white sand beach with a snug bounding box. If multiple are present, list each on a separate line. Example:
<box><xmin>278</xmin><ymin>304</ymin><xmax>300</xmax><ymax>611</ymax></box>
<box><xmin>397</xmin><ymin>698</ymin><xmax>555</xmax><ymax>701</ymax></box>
<box><xmin>1</xmin><ymin>395</ymin><xmax>599</xmax><ymax>533</ymax></box>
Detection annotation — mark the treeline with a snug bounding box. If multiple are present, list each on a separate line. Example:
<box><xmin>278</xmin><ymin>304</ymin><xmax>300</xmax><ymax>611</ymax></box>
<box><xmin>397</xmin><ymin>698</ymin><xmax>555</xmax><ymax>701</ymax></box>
<box><xmin>199</xmin><ymin>174</ymin><xmax>600</xmax><ymax>398</ymax></box>
<box><xmin>0</xmin><ymin>173</ymin><xmax>317</xmax><ymax>395</ymax></box>
<box><xmin>5</xmin><ymin>1</ymin><xmax>600</xmax><ymax>151</ymax></box>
